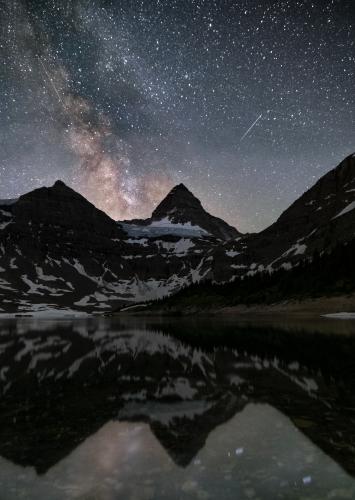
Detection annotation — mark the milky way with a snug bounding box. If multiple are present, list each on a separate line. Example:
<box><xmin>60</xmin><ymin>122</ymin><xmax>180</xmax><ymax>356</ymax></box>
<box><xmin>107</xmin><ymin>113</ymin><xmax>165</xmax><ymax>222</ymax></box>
<box><xmin>0</xmin><ymin>0</ymin><xmax>354</xmax><ymax>231</ymax></box>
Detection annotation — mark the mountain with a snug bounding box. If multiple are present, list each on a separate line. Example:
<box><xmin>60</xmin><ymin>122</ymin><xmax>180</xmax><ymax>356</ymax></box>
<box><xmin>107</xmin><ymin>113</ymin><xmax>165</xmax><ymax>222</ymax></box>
<box><xmin>0</xmin><ymin>181</ymin><xmax>236</xmax><ymax>314</ymax></box>
<box><xmin>139</xmin><ymin>235</ymin><xmax>355</xmax><ymax>315</ymax></box>
<box><xmin>118</xmin><ymin>183</ymin><xmax>240</xmax><ymax>240</ymax></box>
<box><xmin>0</xmin><ymin>152</ymin><xmax>354</xmax><ymax>315</ymax></box>
<box><xmin>150</xmin><ymin>183</ymin><xmax>239</xmax><ymax>240</ymax></box>
<box><xmin>207</xmin><ymin>153</ymin><xmax>355</xmax><ymax>282</ymax></box>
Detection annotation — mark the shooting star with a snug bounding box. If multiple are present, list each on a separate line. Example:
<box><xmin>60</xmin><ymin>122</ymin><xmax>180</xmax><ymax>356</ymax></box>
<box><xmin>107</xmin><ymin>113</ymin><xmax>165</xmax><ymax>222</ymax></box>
<box><xmin>36</xmin><ymin>55</ymin><xmax>69</xmax><ymax>116</ymax></box>
<box><xmin>240</xmin><ymin>113</ymin><xmax>263</xmax><ymax>141</ymax></box>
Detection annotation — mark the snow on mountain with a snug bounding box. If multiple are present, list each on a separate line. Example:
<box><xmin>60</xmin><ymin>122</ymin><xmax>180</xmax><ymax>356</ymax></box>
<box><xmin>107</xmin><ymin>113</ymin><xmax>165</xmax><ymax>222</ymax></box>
<box><xmin>1</xmin><ymin>153</ymin><xmax>355</xmax><ymax>313</ymax></box>
<box><xmin>0</xmin><ymin>181</ymin><xmax>223</xmax><ymax>314</ymax></box>
<box><xmin>120</xmin><ymin>183</ymin><xmax>240</xmax><ymax>241</ymax></box>
<box><xmin>120</xmin><ymin>217</ymin><xmax>209</xmax><ymax>238</ymax></box>
<box><xmin>207</xmin><ymin>153</ymin><xmax>355</xmax><ymax>283</ymax></box>
<box><xmin>333</xmin><ymin>200</ymin><xmax>355</xmax><ymax>219</ymax></box>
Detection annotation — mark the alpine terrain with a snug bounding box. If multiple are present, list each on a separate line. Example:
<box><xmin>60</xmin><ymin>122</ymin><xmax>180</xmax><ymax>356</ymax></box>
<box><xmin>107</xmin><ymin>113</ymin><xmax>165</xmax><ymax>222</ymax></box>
<box><xmin>0</xmin><ymin>153</ymin><xmax>354</xmax><ymax>315</ymax></box>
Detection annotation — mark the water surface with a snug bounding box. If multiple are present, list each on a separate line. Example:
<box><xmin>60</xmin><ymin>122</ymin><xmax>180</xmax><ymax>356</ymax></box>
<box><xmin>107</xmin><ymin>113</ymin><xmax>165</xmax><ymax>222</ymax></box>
<box><xmin>0</xmin><ymin>316</ymin><xmax>354</xmax><ymax>499</ymax></box>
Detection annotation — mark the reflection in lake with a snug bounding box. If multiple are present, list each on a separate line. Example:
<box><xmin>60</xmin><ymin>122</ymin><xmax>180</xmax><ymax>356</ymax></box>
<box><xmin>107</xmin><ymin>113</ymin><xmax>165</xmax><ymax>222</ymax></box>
<box><xmin>0</xmin><ymin>317</ymin><xmax>355</xmax><ymax>499</ymax></box>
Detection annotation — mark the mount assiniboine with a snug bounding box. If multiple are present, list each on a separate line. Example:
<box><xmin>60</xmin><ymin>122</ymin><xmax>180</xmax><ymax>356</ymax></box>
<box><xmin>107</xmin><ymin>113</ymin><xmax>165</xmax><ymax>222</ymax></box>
<box><xmin>0</xmin><ymin>153</ymin><xmax>355</xmax><ymax>315</ymax></box>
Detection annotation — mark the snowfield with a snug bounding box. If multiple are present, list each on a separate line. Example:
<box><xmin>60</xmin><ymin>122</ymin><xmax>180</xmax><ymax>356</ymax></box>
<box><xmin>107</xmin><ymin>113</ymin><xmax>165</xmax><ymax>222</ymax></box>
<box><xmin>322</xmin><ymin>312</ymin><xmax>355</xmax><ymax>320</ymax></box>
<box><xmin>120</xmin><ymin>217</ymin><xmax>209</xmax><ymax>238</ymax></box>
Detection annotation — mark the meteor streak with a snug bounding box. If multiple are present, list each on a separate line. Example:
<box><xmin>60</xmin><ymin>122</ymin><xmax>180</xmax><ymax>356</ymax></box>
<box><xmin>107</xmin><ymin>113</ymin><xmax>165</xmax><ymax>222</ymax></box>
<box><xmin>240</xmin><ymin>113</ymin><xmax>263</xmax><ymax>141</ymax></box>
<box><xmin>36</xmin><ymin>55</ymin><xmax>69</xmax><ymax>115</ymax></box>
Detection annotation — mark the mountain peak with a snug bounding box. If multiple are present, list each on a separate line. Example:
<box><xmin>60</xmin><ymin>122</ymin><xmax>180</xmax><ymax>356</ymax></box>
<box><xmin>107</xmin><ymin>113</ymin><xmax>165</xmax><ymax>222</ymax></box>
<box><xmin>150</xmin><ymin>183</ymin><xmax>240</xmax><ymax>240</ymax></box>
<box><xmin>13</xmin><ymin>180</ymin><xmax>125</xmax><ymax>237</ymax></box>
<box><xmin>166</xmin><ymin>182</ymin><xmax>201</xmax><ymax>200</ymax></box>
<box><xmin>152</xmin><ymin>184</ymin><xmax>203</xmax><ymax>220</ymax></box>
<box><xmin>53</xmin><ymin>180</ymin><xmax>68</xmax><ymax>189</ymax></box>
<box><xmin>171</xmin><ymin>183</ymin><xmax>191</xmax><ymax>192</ymax></box>
<box><xmin>17</xmin><ymin>180</ymin><xmax>82</xmax><ymax>205</ymax></box>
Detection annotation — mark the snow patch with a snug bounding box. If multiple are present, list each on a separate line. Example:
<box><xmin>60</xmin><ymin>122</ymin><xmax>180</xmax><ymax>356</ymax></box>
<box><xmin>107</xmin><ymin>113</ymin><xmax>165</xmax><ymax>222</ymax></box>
<box><xmin>322</xmin><ymin>312</ymin><xmax>355</xmax><ymax>320</ymax></box>
<box><xmin>120</xmin><ymin>303</ymin><xmax>148</xmax><ymax>312</ymax></box>
<box><xmin>0</xmin><ymin>220</ymin><xmax>12</xmax><ymax>230</ymax></box>
<box><xmin>284</xmin><ymin>243</ymin><xmax>307</xmax><ymax>257</ymax></box>
<box><xmin>124</xmin><ymin>238</ymin><xmax>149</xmax><ymax>246</ymax></box>
<box><xmin>0</xmin><ymin>307</ymin><xmax>90</xmax><ymax>318</ymax></box>
<box><xmin>281</xmin><ymin>262</ymin><xmax>292</xmax><ymax>270</ymax></box>
<box><xmin>333</xmin><ymin>201</ymin><xmax>355</xmax><ymax>219</ymax></box>
<box><xmin>226</xmin><ymin>250</ymin><xmax>240</xmax><ymax>257</ymax></box>
<box><xmin>74</xmin><ymin>295</ymin><xmax>94</xmax><ymax>307</ymax></box>
<box><xmin>155</xmin><ymin>238</ymin><xmax>195</xmax><ymax>254</ymax></box>
<box><xmin>120</xmin><ymin>218</ymin><xmax>209</xmax><ymax>238</ymax></box>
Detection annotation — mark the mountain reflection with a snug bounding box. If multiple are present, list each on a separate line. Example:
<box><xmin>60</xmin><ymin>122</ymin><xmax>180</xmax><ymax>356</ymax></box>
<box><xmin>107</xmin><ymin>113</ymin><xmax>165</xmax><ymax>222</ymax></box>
<box><xmin>0</xmin><ymin>317</ymin><xmax>355</xmax><ymax>499</ymax></box>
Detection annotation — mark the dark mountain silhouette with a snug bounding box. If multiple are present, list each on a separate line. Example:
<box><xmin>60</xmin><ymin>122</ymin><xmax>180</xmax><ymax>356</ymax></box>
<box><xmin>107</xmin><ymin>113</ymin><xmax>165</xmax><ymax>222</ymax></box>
<box><xmin>0</xmin><ymin>153</ymin><xmax>354</xmax><ymax>313</ymax></box>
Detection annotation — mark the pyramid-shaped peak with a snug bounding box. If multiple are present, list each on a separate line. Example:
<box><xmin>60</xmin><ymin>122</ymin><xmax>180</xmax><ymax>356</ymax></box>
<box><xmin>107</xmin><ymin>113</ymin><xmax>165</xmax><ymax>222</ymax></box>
<box><xmin>13</xmin><ymin>179</ymin><xmax>125</xmax><ymax>235</ymax></box>
<box><xmin>150</xmin><ymin>183</ymin><xmax>240</xmax><ymax>240</ymax></box>
<box><xmin>50</xmin><ymin>180</ymin><xmax>81</xmax><ymax>196</ymax></box>
<box><xmin>163</xmin><ymin>183</ymin><xmax>201</xmax><ymax>202</ymax></box>
<box><xmin>152</xmin><ymin>183</ymin><xmax>202</xmax><ymax>219</ymax></box>
<box><xmin>53</xmin><ymin>180</ymin><xmax>68</xmax><ymax>188</ymax></box>
<box><xmin>171</xmin><ymin>183</ymin><xmax>192</xmax><ymax>192</ymax></box>
<box><xmin>18</xmin><ymin>179</ymin><xmax>78</xmax><ymax>203</ymax></box>
<box><xmin>17</xmin><ymin>179</ymin><xmax>104</xmax><ymax>216</ymax></box>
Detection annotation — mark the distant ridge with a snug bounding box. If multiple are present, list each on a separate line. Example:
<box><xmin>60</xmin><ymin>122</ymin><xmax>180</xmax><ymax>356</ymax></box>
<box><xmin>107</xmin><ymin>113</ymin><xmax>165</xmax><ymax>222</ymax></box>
<box><xmin>0</xmin><ymin>152</ymin><xmax>355</xmax><ymax>314</ymax></box>
<box><xmin>121</xmin><ymin>182</ymin><xmax>240</xmax><ymax>241</ymax></box>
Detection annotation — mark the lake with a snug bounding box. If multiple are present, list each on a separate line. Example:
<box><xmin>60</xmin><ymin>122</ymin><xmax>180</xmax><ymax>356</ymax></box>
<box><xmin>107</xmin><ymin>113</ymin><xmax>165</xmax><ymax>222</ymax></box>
<box><xmin>0</xmin><ymin>316</ymin><xmax>354</xmax><ymax>499</ymax></box>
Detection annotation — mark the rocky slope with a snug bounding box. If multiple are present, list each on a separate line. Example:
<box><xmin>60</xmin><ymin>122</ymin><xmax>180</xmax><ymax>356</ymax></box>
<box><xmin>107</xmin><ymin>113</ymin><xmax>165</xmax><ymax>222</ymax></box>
<box><xmin>0</xmin><ymin>182</ymin><xmax>234</xmax><ymax>314</ymax></box>
<box><xmin>127</xmin><ymin>183</ymin><xmax>240</xmax><ymax>240</ymax></box>
<box><xmin>0</xmin><ymin>153</ymin><xmax>354</xmax><ymax>314</ymax></box>
<box><xmin>139</xmin><ymin>236</ymin><xmax>355</xmax><ymax>315</ymax></box>
<box><xmin>207</xmin><ymin>153</ymin><xmax>355</xmax><ymax>282</ymax></box>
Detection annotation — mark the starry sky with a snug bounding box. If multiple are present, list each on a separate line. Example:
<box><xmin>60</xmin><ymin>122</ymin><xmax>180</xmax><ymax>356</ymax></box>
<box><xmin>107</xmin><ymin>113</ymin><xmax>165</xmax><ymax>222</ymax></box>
<box><xmin>0</xmin><ymin>0</ymin><xmax>354</xmax><ymax>232</ymax></box>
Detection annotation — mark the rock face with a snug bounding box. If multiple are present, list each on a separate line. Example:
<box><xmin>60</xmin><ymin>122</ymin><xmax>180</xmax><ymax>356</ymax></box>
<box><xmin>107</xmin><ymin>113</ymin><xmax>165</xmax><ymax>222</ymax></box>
<box><xmin>0</xmin><ymin>181</ymin><xmax>129</xmax><ymax>313</ymax></box>
<box><xmin>1</xmin><ymin>180</ymin><xmax>126</xmax><ymax>251</ymax></box>
<box><xmin>119</xmin><ymin>183</ymin><xmax>240</xmax><ymax>241</ymax></box>
<box><xmin>150</xmin><ymin>183</ymin><xmax>240</xmax><ymax>240</ymax></box>
<box><xmin>0</xmin><ymin>181</ymin><xmax>237</xmax><ymax>314</ymax></box>
<box><xmin>209</xmin><ymin>153</ymin><xmax>355</xmax><ymax>282</ymax></box>
<box><xmin>0</xmin><ymin>153</ymin><xmax>355</xmax><ymax>313</ymax></box>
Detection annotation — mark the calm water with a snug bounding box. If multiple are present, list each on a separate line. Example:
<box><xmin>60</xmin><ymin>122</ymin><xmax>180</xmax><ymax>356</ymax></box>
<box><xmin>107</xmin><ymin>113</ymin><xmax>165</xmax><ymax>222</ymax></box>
<box><xmin>0</xmin><ymin>316</ymin><xmax>355</xmax><ymax>499</ymax></box>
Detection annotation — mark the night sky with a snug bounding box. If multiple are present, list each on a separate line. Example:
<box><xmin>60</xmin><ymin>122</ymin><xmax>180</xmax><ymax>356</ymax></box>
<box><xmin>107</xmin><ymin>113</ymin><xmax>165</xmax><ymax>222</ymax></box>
<box><xmin>0</xmin><ymin>0</ymin><xmax>354</xmax><ymax>232</ymax></box>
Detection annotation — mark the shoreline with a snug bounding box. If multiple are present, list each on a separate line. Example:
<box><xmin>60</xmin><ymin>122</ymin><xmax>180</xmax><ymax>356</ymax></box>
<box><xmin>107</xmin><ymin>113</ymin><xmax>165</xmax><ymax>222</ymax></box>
<box><xmin>0</xmin><ymin>295</ymin><xmax>353</xmax><ymax>321</ymax></box>
<box><xmin>215</xmin><ymin>295</ymin><xmax>355</xmax><ymax>317</ymax></box>
<box><xmin>119</xmin><ymin>294</ymin><xmax>355</xmax><ymax>319</ymax></box>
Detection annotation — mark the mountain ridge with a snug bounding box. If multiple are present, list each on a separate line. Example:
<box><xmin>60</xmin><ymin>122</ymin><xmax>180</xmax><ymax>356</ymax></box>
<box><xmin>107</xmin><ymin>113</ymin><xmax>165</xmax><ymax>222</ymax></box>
<box><xmin>118</xmin><ymin>182</ymin><xmax>240</xmax><ymax>241</ymax></box>
<box><xmin>207</xmin><ymin>153</ymin><xmax>355</xmax><ymax>283</ymax></box>
<box><xmin>0</xmin><ymin>152</ymin><xmax>354</xmax><ymax>314</ymax></box>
